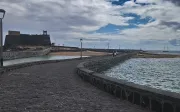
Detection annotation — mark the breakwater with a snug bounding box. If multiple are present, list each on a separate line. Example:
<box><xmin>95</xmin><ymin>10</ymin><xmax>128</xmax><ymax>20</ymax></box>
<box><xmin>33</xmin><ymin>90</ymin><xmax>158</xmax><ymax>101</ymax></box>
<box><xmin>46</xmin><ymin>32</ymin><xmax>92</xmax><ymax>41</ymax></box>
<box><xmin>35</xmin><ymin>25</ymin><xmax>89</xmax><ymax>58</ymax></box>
<box><xmin>3</xmin><ymin>48</ymin><xmax>51</xmax><ymax>60</ymax></box>
<box><xmin>76</xmin><ymin>54</ymin><xmax>180</xmax><ymax>112</ymax></box>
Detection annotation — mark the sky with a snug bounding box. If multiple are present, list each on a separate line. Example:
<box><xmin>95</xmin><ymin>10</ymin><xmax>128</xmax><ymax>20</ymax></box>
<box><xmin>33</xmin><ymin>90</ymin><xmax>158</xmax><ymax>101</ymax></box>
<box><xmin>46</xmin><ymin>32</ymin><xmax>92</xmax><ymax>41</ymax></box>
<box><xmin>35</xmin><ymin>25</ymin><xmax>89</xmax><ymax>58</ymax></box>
<box><xmin>0</xmin><ymin>0</ymin><xmax>180</xmax><ymax>50</ymax></box>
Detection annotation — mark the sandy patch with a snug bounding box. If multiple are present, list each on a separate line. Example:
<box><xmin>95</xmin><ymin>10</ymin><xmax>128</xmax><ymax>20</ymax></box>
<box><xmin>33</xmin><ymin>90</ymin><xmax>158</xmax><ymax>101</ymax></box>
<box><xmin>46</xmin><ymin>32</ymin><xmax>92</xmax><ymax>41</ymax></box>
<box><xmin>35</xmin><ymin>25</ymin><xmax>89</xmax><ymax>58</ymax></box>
<box><xmin>49</xmin><ymin>51</ymin><xmax>110</xmax><ymax>56</ymax></box>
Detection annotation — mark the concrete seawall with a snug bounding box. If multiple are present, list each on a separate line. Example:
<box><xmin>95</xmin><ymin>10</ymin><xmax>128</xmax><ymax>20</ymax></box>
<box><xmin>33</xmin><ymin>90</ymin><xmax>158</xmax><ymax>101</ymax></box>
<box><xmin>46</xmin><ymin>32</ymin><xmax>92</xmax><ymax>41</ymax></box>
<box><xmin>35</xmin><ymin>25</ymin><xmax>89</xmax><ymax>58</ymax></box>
<box><xmin>76</xmin><ymin>54</ymin><xmax>180</xmax><ymax>112</ymax></box>
<box><xmin>3</xmin><ymin>48</ymin><xmax>51</xmax><ymax>60</ymax></box>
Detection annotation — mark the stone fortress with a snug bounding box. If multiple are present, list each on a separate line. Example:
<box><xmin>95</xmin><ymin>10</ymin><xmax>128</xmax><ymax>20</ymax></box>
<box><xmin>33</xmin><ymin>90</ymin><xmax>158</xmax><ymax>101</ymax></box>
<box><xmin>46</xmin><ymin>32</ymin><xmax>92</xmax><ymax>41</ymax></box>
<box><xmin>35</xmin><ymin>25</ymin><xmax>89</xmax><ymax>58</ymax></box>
<box><xmin>3</xmin><ymin>30</ymin><xmax>52</xmax><ymax>60</ymax></box>
<box><xmin>4</xmin><ymin>30</ymin><xmax>51</xmax><ymax>49</ymax></box>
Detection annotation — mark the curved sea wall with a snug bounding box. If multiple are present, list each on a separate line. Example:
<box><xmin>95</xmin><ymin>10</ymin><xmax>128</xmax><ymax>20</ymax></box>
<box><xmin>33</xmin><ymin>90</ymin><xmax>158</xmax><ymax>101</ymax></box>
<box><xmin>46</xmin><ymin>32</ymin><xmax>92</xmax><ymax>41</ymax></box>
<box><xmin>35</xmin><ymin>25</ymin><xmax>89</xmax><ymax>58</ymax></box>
<box><xmin>76</xmin><ymin>54</ymin><xmax>180</xmax><ymax>112</ymax></box>
<box><xmin>3</xmin><ymin>48</ymin><xmax>51</xmax><ymax>60</ymax></box>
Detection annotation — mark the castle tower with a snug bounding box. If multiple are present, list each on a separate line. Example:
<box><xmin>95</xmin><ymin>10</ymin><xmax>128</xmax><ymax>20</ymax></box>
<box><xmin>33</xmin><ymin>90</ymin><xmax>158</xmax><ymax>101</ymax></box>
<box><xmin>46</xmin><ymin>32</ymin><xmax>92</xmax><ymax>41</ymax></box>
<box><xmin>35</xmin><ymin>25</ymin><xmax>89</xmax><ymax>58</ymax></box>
<box><xmin>43</xmin><ymin>30</ymin><xmax>47</xmax><ymax>35</ymax></box>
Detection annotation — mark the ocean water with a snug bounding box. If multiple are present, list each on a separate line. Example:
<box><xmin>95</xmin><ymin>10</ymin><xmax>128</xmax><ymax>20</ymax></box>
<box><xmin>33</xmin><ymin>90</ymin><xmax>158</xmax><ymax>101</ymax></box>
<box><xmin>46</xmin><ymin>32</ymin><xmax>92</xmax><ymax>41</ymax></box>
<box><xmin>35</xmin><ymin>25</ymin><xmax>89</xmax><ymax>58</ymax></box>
<box><xmin>104</xmin><ymin>58</ymin><xmax>180</xmax><ymax>93</ymax></box>
<box><xmin>147</xmin><ymin>50</ymin><xmax>180</xmax><ymax>55</ymax></box>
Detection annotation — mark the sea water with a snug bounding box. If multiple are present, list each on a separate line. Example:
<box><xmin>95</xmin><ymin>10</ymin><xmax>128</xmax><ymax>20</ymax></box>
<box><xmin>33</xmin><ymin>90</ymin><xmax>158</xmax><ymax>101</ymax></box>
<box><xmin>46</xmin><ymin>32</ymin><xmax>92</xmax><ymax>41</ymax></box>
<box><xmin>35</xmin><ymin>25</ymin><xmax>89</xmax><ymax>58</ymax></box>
<box><xmin>104</xmin><ymin>58</ymin><xmax>180</xmax><ymax>93</ymax></box>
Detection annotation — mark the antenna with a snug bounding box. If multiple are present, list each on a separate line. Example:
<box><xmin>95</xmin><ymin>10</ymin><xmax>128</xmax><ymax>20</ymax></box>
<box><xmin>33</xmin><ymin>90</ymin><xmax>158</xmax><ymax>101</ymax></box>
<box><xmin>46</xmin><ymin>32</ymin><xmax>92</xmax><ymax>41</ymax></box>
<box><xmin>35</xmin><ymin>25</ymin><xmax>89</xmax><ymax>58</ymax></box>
<box><xmin>167</xmin><ymin>45</ymin><xmax>169</xmax><ymax>51</ymax></box>
<box><xmin>107</xmin><ymin>42</ymin><xmax>109</xmax><ymax>49</ymax></box>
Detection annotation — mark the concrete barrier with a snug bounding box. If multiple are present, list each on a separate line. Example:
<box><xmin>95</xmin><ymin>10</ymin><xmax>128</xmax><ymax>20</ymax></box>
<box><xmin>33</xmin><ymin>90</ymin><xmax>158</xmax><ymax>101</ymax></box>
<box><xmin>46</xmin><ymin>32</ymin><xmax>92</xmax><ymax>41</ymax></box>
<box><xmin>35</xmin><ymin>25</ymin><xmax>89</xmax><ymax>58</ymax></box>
<box><xmin>0</xmin><ymin>53</ymin><xmax>113</xmax><ymax>75</ymax></box>
<box><xmin>0</xmin><ymin>56</ymin><xmax>95</xmax><ymax>75</ymax></box>
<box><xmin>3</xmin><ymin>48</ymin><xmax>51</xmax><ymax>60</ymax></box>
<box><xmin>76</xmin><ymin>54</ymin><xmax>180</xmax><ymax>112</ymax></box>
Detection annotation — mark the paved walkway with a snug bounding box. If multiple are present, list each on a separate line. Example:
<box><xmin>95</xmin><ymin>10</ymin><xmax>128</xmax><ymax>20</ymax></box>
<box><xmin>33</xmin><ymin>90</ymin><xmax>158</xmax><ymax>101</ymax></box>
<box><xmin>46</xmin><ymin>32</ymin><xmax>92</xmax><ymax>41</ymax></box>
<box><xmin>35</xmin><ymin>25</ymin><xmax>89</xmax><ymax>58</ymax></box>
<box><xmin>0</xmin><ymin>59</ymin><xmax>151</xmax><ymax>112</ymax></box>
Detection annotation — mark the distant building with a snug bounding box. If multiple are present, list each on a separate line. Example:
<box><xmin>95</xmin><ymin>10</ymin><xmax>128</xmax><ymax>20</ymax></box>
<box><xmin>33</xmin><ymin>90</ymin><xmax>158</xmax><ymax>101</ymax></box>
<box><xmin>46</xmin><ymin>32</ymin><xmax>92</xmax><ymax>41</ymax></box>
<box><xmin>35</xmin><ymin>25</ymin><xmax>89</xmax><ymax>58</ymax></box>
<box><xmin>4</xmin><ymin>31</ymin><xmax>51</xmax><ymax>48</ymax></box>
<box><xmin>8</xmin><ymin>31</ymin><xmax>20</xmax><ymax>35</ymax></box>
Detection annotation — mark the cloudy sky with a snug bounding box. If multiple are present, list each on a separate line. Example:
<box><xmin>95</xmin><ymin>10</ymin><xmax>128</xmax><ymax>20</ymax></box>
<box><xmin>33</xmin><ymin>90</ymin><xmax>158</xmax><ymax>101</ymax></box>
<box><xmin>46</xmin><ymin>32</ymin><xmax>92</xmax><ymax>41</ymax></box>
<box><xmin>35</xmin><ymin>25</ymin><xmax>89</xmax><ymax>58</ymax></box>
<box><xmin>0</xmin><ymin>0</ymin><xmax>180</xmax><ymax>50</ymax></box>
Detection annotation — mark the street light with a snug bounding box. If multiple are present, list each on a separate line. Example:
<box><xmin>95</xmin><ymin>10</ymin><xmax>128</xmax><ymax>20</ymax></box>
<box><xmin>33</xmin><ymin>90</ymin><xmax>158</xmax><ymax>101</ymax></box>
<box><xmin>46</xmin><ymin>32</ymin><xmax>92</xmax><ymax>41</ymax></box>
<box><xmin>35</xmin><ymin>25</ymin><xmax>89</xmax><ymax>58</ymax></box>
<box><xmin>80</xmin><ymin>38</ymin><xmax>83</xmax><ymax>59</ymax></box>
<box><xmin>0</xmin><ymin>9</ymin><xmax>5</xmax><ymax>67</ymax></box>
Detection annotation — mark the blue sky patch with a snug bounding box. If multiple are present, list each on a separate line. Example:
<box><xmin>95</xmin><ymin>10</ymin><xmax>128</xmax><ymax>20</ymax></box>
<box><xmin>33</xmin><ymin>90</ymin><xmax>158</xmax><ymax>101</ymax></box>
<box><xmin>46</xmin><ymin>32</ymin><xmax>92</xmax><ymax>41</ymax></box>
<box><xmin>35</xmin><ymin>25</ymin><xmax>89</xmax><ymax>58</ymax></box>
<box><xmin>122</xmin><ymin>13</ymin><xmax>155</xmax><ymax>25</ymax></box>
<box><xmin>111</xmin><ymin>0</ymin><xmax>131</xmax><ymax>6</ymax></box>
<box><xmin>111</xmin><ymin>0</ymin><xmax>156</xmax><ymax>6</ymax></box>
<box><xmin>98</xmin><ymin>1</ymin><xmax>156</xmax><ymax>34</ymax></box>
<box><xmin>95</xmin><ymin>23</ymin><xmax>137</xmax><ymax>34</ymax></box>
<box><xmin>94</xmin><ymin>13</ymin><xmax>155</xmax><ymax>34</ymax></box>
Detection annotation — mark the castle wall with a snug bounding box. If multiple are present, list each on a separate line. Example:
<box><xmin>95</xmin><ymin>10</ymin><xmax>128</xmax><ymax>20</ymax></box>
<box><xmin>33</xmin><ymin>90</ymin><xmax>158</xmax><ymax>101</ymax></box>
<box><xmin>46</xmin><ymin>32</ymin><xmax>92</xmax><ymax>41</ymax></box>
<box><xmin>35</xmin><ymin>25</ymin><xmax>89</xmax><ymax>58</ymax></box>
<box><xmin>3</xmin><ymin>48</ymin><xmax>51</xmax><ymax>60</ymax></box>
<box><xmin>5</xmin><ymin>34</ymin><xmax>51</xmax><ymax>47</ymax></box>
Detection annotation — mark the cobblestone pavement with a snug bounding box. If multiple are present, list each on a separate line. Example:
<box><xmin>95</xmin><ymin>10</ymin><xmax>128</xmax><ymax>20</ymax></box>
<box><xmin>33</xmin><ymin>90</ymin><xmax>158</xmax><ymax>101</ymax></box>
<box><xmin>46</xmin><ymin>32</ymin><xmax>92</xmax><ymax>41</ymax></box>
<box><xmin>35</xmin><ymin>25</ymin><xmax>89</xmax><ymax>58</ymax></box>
<box><xmin>0</xmin><ymin>59</ymin><xmax>151</xmax><ymax>112</ymax></box>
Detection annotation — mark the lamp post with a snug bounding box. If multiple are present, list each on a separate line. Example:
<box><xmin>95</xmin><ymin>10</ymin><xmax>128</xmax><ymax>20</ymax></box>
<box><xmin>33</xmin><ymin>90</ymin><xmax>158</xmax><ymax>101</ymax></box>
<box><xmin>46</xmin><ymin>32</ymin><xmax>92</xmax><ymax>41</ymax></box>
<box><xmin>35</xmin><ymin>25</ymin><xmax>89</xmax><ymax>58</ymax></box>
<box><xmin>0</xmin><ymin>9</ymin><xmax>5</xmax><ymax>67</ymax></box>
<box><xmin>108</xmin><ymin>42</ymin><xmax>109</xmax><ymax>50</ymax></box>
<box><xmin>80</xmin><ymin>38</ymin><xmax>83</xmax><ymax>59</ymax></box>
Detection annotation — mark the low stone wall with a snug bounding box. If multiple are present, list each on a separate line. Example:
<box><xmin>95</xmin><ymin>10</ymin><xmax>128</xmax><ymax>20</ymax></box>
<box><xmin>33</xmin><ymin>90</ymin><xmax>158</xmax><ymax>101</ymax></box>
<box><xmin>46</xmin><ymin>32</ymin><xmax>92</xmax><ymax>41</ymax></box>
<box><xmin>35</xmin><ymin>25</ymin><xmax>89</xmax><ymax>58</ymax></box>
<box><xmin>77</xmin><ymin>54</ymin><xmax>180</xmax><ymax>112</ymax></box>
<box><xmin>83</xmin><ymin>54</ymin><xmax>132</xmax><ymax>73</ymax></box>
<box><xmin>3</xmin><ymin>48</ymin><xmax>51</xmax><ymax>60</ymax></box>
<box><xmin>0</xmin><ymin>56</ymin><xmax>92</xmax><ymax>74</ymax></box>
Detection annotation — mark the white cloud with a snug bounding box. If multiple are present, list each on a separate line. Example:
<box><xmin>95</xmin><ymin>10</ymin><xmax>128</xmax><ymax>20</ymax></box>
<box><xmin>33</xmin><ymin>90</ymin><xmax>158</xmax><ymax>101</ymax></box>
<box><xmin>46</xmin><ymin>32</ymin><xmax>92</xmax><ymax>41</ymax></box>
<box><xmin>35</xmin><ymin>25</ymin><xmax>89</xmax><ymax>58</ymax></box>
<box><xmin>0</xmin><ymin>0</ymin><xmax>180</xmax><ymax>50</ymax></box>
<box><xmin>1</xmin><ymin>0</ymin><xmax>131</xmax><ymax>32</ymax></box>
<box><xmin>121</xmin><ymin>22</ymin><xmax>180</xmax><ymax>41</ymax></box>
<box><xmin>122</xmin><ymin>1</ymin><xmax>180</xmax><ymax>23</ymax></box>
<box><xmin>136</xmin><ymin>0</ymin><xmax>157</xmax><ymax>4</ymax></box>
<box><xmin>0</xmin><ymin>0</ymin><xmax>135</xmax><ymax>44</ymax></box>
<box><xmin>124</xmin><ymin>1</ymin><xmax>138</xmax><ymax>7</ymax></box>
<box><xmin>117</xmin><ymin>1</ymin><xmax>180</xmax><ymax>40</ymax></box>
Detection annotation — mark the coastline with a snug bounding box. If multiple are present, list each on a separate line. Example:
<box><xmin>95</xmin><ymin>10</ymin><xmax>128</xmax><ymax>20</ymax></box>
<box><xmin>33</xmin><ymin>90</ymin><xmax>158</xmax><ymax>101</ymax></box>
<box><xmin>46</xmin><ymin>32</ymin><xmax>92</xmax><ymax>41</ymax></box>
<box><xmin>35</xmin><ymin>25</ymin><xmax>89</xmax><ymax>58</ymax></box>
<box><xmin>134</xmin><ymin>52</ymin><xmax>180</xmax><ymax>58</ymax></box>
<box><xmin>50</xmin><ymin>51</ymin><xmax>180</xmax><ymax>58</ymax></box>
